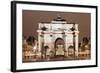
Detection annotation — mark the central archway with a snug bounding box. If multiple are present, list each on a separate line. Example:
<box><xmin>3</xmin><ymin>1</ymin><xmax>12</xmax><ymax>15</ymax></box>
<box><xmin>54</xmin><ymin>38</ymin><xmax>65</xmax><ymax>56</ymax></box>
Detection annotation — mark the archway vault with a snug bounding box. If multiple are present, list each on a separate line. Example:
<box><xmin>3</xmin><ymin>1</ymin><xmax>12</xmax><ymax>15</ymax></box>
<box><xmin>54</xmin><ymin>38</ymin><xmax>65</xmax><ymax>56</ymax></box>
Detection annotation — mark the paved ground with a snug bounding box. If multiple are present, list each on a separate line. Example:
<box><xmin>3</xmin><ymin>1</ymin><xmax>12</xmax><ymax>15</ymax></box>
<box><xmin>23</xmin><ymin>55</ymin><xmax>91</xmax><ymax>63</ymax></box>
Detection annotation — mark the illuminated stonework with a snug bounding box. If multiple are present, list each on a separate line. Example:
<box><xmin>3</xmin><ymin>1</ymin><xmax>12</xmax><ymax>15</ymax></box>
<box><xmin>37</xmin><ymin>16</ymin><xmax>79</xmax><ymax>57</ymax></box>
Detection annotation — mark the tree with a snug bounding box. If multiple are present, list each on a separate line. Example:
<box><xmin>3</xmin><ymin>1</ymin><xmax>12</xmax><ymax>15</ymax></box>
<box><xmin>26</xmin><ymin>36</ymin><xmax>35</xmax><ymax>46</ymax></box>
<box><xmin>81</xmin><ymin>37</ymin><xmax>89</xmax><ymax>51</ymax></box>
<box><xmin>82</xmin><ymin>37</ymin><xmax>89</xmax><ymax>45</ymax></box>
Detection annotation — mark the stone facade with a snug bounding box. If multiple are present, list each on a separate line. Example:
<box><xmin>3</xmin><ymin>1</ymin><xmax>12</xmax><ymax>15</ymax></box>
<box><xmin>37</xmin><ymin>16</ymin><xmax>79</xmax><ymax>56</ymax></box>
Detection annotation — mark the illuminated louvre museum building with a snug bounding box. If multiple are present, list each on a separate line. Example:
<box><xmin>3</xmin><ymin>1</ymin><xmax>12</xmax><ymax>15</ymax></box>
<box><xmin>37</xmin><ymin>16</ymin><xmax>79</xmax><ymax>56</ymax></box>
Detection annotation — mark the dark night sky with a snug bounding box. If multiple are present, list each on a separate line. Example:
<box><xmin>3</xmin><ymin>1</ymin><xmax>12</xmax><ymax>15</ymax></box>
<box><xmin>23</xmin><ymin>10</ymin><xmax>91</xmax><ymax>42</ymax></box>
